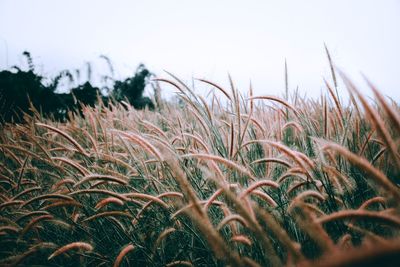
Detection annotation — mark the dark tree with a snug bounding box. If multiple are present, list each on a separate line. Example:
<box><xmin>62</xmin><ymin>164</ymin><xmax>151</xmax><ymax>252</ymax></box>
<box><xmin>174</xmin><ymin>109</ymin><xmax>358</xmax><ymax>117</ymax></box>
<box><xmin>112</xmin><ymin>64</ymin><xmax>154</xmax><ymax>110</ymax></box>
<box><xmin>0</xmin><ymin>52</ymin><xmax>155</xmax><ymax>124</ymax></box>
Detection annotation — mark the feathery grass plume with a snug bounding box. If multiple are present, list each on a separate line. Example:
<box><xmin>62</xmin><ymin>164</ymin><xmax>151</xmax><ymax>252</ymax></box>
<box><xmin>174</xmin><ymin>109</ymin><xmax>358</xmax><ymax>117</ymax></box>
<box><xmin>0</xmin><ymin>200</ymin><xmax>24</xmax><ymax>210</ymax></box>
<box><xmin>288</xmin><ymin>190</ymin><xmax>325</xmax><ymax>213</ymax></box>
<box><xmin>153</xmin><ymin>227</ymin><xmax>176</xmax><ymax>254</ymax></box>
<box><xmin>82</xmin><ymin>211</ymin><xmax>133</xmax><ymax>222</ymax></box>
<box><xmin>340</xmin><ymin>72</ymin><xmax>400</xmax><ymax>171</ymax></box>
<box><xmin>324</xmin><ymin>44</ymin><xmax>338</xmax><ymax>92</ymax></box>
<box><xmin>21</xmin><ymin>193</ymin><xmax>74</xmax><ymax>208</ymax></box>
<box><xmin>302</xmin><ymin>239</ymin><xmax>400</xmax><ymax>267</ymax></box>
<box><xmin>254</xmin><ymin>206</ymin><xmax>304</xmax><ymax>263</ymax></box>
<box><xmin>136</xmin><ymin>192</ymin><xmax>183</xmax><ymax>218</ymax></box>
<box><xmin>166</xmin><ymin>261</ymin><xmax>194</xmax><ymax>267</ymax></box>
<box><xmin>230</xmin><ymin>235</ymin><xmax>252</xmax><ymax>246</ymax></box>
<box><xmin>229</xmin><ymin>121</ymin><xmax>235</xmax><ymax>159</ymax></box>
<box><xmin>16</xmin><ymin>156</ymin><xmax>29</xmax><ymax>191</ymax></box>
<box><xmin>42</xmin><ymin>200</ymin><xmax>83</xmax><ymax>210</ymax></box>
<box><xmin>123</xmin><ymin>192</ymin><xmax>169</xmax><ymax>209</ymax></box>
<box><xmin>320</xmin><ymin>140</ymin><xmax>400</xmax><ymax>202</ymax></box>
<box><xmin>237</xmin><ymin>84</ymin><xmax>254</xmax><ymax>154</ymax></box>
<box><xmin>251</xmin><ymin>157</ymin><xmax>292</xmax><ymax>168</ymax></box>
<box><xmin>182</xmin><ymin>153</ymin><xmax>255</xmax><ymax>181</ymax></box>
<box><xmin>250</xmin><ymin>190</ymin><xmax>278</xmax><ymax>207</ymax></box>
<box><xmin>16</xmin><ymin>211</ymin><xmax>50</xmax><ymax>223</ymax></box>
<box><xmin>282</xmin><ymin>120</ymin><xmax>303</xmax><ymax>134</ymax></box>
<box><xmin>337</xmin><ymin>233</ymin><xmax>352</xmax><ymax>249</ymax></box>
<box><xmin>73</xmin><ymin>174</ymin><xmax>128</xmax><ymax>188</ymax></box>
<box><xmin>182</xmin><ymin>132</ymin><xmax>210</xmax><ymax>153</ymax></box>
<box><xmin>241</xmin><ymin>114</ymin><xmax>265</xmax><ymax>135</ymax></box>
<box><xmin>113</xmin><ymin>130</ymin><xmax>164</xmax><ymax>161</ymax></box>
<box><xmin>36</xmin><ymin>123</ymin><xmax>89</xmax><ymax>157</ymax></box>
<box><xmin>198</xmin><ymin>94</ymin><xmax>213</xmax><ymax>122</ymax></box>
<box><xmin>69</xmin><ymin>189</ymin><xmax>129</xmax><ymax>201</ymax></box>
<box><xmin>245</xmin><ymin>140</ymin><xmax>312</xmax><ymax>179</ymax></box>
<box><xmin>81</xmin><ymin>128</ymin><xmax>99</xmax><ymax>156</ymax></box>
<box><xmin>324</xmin><ymin>79</ymin><xmax>344</xmax><ymax>129</ymax></box>
<box><xmin>316</xmin><ymin>209</ymin><xmax>400</xmax><ymax>227</ymax></box>
<box><xmin>164</xmin><ymin>154</ymin><xmax>243</xmax><ymax>266</ymax></box>
<box><xmin>197</xmin><ymin>78</ymin><xmax>232</xmax><ymax>101</ymax></box>
<box><xmin>98</xmin><ymin>152</ymin><xmax>138</xmax><ymax>174</ymax></box>
<box><xmin>247</xmin><ymin>95</ymin><xmax>300</xmax><ymax>118</ymax></box>
<box><xmin>140</xmin><ymin>119</ymin><xmax>168</xmax><ymax>139</ymax></box>
<box><xmin>364</xmin><ymin>75</ymin><xmax>400</xmax><ymax>135</ymax></box>
<box><xmin>214</xmin><ymin>179</ymin><xmax>283</xmax><ymax>266</ymax></box>
<box><xmin>52</xmin><ymin>156</ymin><xmax>90</xmax><ymax>176</ymax></box>
<box><xmin>240</xmin><ymin>180</ymin><xmax>279</xmax><ymax>197</ymax></box>
<box><xmin>203</xmin><ymin>188</ymin><xmax>224</xmax><ymax>210</ymax></box>
<box><xmin>292</xmin><ymin>202</ymin><xmax>336</xmax><ymax>253</ymax></box>
<box><xmin>359</xmin><ymin>196</ymin><xmax>386</xmax><ymax>210</ymax></box>
<box><xmin>170</xmin><ymin>200</ymin><xmax>225</xmax><ymax>219</ymax></box>
<box><xmin>2</xmin><ymin>66</ymin><xmax>400</xmax><ymax>266</ymax></box>
<box><xmin>95</xmin><ymin>197</ymin><xmax>125</xmax><ymax>210</ymax></box>
<box><xmin>19</xmin><ymin>214</ymin><xmax>54</xmax><ymax>238</ymax></box>
<box><xmin>113</xmin><ymin>244</ymin><xmax>135</xmax><ymax>267</ymax></box>
<box><xmin>48</xmin><ymin>242</ymin><xmax>93</xmax><ymax>260</ymax></box>
<box><xmin>217</xmin><ymin>214</ymin><xmax>248</xmax><ymax>230</ymax></box>
<box><xmin>52</xmin><ymin>179</ymin><xmax>75</xmax><ymax>190</ymax></box>
<box><xmin>0</xmin><ymin>225</ymin><xmax>20</xmax><ymax>234</ymax></box>
<box><xmin>323</xmin><ymin>165</ymin><xmax>355</xmax><ymax>193</ymax></box>
<box><xmin>11</xmin><ymin>186</ymin><xmax>41</xmax><ymax>200</ymax></box>
<box><xmin>323</xmin><ymin>95</ymin><xmax>329</xmax><ymax>138</ymax></box>
<box><xmin>287</xmin><ymin>181</ymin><xmax>308</xmax><ymax>195</ymax></box>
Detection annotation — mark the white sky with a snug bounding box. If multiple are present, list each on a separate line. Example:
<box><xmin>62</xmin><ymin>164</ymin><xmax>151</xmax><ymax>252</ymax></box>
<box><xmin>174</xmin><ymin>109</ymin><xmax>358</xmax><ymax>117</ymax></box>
<box><xmin>0</xmin><ymin>0</ymin><xmax>399</xmax><ymax>101</ymax></box>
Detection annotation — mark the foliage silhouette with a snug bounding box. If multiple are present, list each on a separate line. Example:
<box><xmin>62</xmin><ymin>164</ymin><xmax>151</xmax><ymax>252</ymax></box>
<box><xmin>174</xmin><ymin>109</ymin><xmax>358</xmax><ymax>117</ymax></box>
<box><xmin>112</xmin><ymin>63</ymin><xmax>154</xmax><ymax>110</ymax></box>
<box><xmin>0</xmin><ymin>51</ymin><xmax>154</xmax><ymax>124</ymax></box>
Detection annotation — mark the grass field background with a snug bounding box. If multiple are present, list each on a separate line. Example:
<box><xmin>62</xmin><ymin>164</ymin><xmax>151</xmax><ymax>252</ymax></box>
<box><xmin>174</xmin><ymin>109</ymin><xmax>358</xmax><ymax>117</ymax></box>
<box><xmin>1</xmin><ymin>60</ymin><xmax>400</xmax><ymax>266</ymax></box>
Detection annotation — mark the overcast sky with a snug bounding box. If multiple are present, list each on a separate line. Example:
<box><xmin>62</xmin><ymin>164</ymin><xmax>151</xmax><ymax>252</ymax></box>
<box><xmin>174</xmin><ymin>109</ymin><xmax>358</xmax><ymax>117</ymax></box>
<box><xmin>0</xmin><ymin>0</ymin><xmax>399</xmax><ymax>100</ymax></box>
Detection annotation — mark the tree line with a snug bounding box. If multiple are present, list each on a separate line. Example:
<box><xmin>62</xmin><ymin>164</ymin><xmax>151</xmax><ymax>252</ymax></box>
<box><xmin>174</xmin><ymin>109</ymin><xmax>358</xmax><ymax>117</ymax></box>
<box><xmin>0</xmin><ymin>51</ymin><xmax>155</xmax><ymax>123</ymax></box>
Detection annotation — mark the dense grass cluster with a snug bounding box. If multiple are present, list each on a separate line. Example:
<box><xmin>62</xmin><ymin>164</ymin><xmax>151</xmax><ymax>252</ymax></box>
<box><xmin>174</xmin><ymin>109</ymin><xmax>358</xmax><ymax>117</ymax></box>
<box><xmin>0</xmin><ymin>65</ymin><xmax>400</xmax><ymax>266</ymax></box>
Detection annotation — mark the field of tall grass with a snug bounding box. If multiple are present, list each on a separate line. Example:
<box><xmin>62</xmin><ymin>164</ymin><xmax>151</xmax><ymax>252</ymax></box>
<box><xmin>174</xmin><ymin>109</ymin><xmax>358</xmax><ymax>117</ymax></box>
<box><xmin>1</xmin><ymin>61</ymin><xmax>400</xmax><ymax>266</ymax></box>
